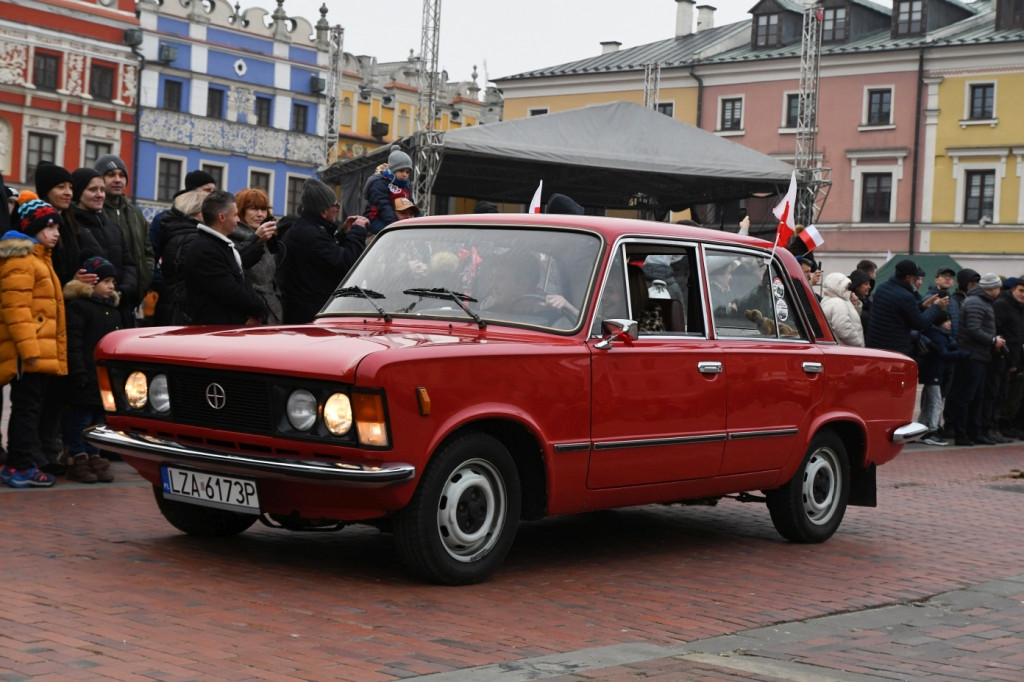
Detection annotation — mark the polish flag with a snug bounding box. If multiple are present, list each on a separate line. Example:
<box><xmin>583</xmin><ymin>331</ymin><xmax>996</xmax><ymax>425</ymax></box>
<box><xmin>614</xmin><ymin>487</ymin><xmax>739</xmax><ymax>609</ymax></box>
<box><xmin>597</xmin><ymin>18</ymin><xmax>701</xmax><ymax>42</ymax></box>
<box><xmin>772</xmin><ymin>171</ymin><xmax>797</xmax><ymax>248</ymax></box>
<box><xmin>798</xmin><ymin>224</ymin><xmax>824</xmax><ymax>252</ymax></box>
<box><xmin>528</xmin><ymin>180</ymin><xmax>543</xmax><ymax>213</ymax></box>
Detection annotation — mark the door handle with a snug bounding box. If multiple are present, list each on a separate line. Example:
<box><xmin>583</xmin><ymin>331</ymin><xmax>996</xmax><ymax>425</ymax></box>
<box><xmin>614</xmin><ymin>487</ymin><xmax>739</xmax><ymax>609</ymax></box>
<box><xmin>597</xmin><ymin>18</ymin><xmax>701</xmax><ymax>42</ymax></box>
<box><xmin>802</xmin><ymin>362</ymin><xmax>823</xmax><ymax>374</ymax></box>
<box><xmin>698</xmin><ymin>361</ymin><xmax>723</xmax><ymax>374</ymax></box>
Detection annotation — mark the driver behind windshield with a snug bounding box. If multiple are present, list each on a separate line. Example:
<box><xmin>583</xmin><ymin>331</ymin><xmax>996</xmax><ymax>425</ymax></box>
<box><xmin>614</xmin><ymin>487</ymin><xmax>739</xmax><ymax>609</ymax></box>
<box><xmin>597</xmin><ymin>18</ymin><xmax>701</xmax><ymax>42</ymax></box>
<box><xmin>481</xmin><ymin>251</ymin><xmax>578</xmax><ymax>320</ymax></box>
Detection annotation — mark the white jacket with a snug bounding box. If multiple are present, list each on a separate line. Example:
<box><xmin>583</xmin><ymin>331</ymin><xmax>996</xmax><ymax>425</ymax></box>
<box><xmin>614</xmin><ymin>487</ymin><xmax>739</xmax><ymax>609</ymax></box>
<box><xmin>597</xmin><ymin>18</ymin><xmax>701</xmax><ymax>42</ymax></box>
<box><xmin>820</xmin><ymin>272</ymin><xmax>864</xmax><ymax>347</ymax></box>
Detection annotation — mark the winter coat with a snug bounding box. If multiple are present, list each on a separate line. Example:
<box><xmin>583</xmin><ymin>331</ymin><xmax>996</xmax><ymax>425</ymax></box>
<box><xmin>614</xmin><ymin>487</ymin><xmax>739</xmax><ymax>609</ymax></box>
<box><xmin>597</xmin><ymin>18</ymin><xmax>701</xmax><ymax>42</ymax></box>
<box><xmin>362</xmin><ymin>173</ymin><xmax>409</xmax><ymax>234</ymax></box>
<box><xmin>51</xmin><ymin>209</ymin><xmax>104</xmax><ymax>286</ymax></box>
<box><xmin>63</xmin><ymin>280</ymin><xmax>121</xmax><ymax>406</ymax></box>
<box><xmin>864</xmin><ymin>275</ymin><xmax>943</xmax><ymax>356</ymax></box>
<box><xmin>959</xmin><ymin>286</ymin><xmax>999</xmax><ymax>362</ymax></box>
<box><xmin>102</xmin><ymin>194</ymin><xmax>154</xmax><ymax>294</ymax></box>
<box><xmin>154</xmin><ymin>208</ymin><xmax>198</xmax><ymax>326</ymax></box>
<box><xmin>925</xmin><ymin>282</ymin><xmax>960</xmax><ymax>337</ymax></box>
<box><xmin>184</xmin><ymin>225</ymin><xmax>266</xmax><ymax>325</ymax></box>
<box><xmin>0</xmin><ymin>231</ymin><xmax>67</xmax><ymax>385</ymax></box>
<box><xmin>0</xmin><ymin>171</ymin><xmax>10</xmax><ymax>232</ymax></box>
<box><xmin>918</xmin><ymin>325</ymin><xmax>967</xmax><ymax>386</ymax></box>
<box><xmin>278</xmin><ymin>211</ymin><xmax>367</xmax><ymax>324</ymax></box>
<box><xmin>993</xmin><ymin>289</ymin><xmax>1024</xmax><ymax>368</ymax></box>
<box><xmin>820</xmin><ymin>272</ymin><xmax>864</xmax><ymax>347</ymax></box>
<box><xmin>229</xmin><ymin>223</ymin><xmax>283</xmax><ymax>325</ymax></box>
<box><xmin>72</xmin><ymin>204</ymin><xmax>139</xmax><ymax>302</ymax></box>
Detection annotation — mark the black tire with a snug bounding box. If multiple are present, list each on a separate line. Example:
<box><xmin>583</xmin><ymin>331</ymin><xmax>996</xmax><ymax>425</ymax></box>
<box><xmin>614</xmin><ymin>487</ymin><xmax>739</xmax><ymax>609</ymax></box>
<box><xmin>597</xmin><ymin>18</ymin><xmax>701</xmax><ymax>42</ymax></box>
<box><xmin>394</xmin><ymin>432</ymin><xmax>522</xmax><ymax>585</ymax></box>
<box><xmin>766</xmin><ymin>431</ymin><xmax>849</xmax><ymax>543</ymax></box>
<box><xmin>153</xmin><ymin>486</ymin><xmax>258</xmax><ymax>538</ymax></box>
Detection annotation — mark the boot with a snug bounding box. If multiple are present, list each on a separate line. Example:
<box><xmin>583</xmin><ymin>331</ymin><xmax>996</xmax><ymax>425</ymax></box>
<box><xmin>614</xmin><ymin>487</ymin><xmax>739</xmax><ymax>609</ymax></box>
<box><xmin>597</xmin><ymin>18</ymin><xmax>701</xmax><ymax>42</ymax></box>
<box><xmin>89</xmin><ymin>456</ymin><xmax>114</xmax><ymax>483</ymax></box>
<box><xmin>66</xmin><ymin>453</ymin><xmax>98</xmax><ymax>483</ymax></box>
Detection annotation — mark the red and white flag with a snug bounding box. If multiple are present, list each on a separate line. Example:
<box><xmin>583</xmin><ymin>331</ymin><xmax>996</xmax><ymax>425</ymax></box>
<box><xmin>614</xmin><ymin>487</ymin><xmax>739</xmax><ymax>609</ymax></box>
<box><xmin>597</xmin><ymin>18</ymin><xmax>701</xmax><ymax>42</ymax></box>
<box><xmin>772</xmin><ymin>171</ymin><xmax>797</xmax><ymax>248</ymax></box>
<box><xmin>798</xmin><ymin>224</ymin><xmax>824</xmax><ymax>251</ymax></box>
<box><xmin>528</xmin><ymin>180</ymin><xmax>543</xmax><ymax>213</ymax></box>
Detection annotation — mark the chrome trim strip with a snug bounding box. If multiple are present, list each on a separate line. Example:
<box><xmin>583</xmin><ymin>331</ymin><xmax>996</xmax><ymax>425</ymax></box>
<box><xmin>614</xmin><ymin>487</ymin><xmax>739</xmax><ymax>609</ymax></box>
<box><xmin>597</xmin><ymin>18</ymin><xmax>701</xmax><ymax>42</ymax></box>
<box><xmin>553</xmin><ymin>443</ymin><xmax>591</xmax><ymax>453</ymax></box>
<box><xmin>593</xmin><ymin>434</ymin><xmax>727</xmax><ymax>450</ymax></box>
<box><xmin>892</xmin><ymin>422</ymin><xmax>928</xmax><ymax>444</ymax></box>
<box><xmin>728</xmin><ymin>428</ymin><xmax>799</xmax><ymax>440</ymax></box>
<box><xmin>85</xmin><ymin>426</ymin><xmax>415</xmax><ymax>488</ymax></box>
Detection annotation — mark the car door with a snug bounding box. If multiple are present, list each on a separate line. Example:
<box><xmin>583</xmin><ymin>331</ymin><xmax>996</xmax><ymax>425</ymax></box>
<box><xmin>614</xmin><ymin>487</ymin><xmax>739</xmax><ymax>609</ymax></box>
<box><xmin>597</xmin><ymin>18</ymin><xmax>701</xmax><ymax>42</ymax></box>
<box><xmin>703</xmin><ymin>247</ymin><xmax>826</xmax><ymax>476</ymax></box>
<box><xmin>588</xmin><ymin>242</ymin><xmax>726</xmax><ymax>489</ymax></box>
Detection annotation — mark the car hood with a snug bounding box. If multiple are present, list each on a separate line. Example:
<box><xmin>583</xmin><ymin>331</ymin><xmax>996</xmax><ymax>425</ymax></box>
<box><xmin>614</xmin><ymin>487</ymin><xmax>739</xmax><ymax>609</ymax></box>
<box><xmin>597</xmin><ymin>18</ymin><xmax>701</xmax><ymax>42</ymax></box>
<box><xmin>96</xmin><ymin>322</ymin><xmax>542</xmax><ymax>382</ymax></box>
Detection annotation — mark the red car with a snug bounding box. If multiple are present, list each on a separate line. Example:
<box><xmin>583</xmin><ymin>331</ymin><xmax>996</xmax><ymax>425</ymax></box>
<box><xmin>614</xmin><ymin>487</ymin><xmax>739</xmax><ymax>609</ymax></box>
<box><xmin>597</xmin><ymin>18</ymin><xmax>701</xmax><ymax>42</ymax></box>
<box><xmin>89</xmin><ymin>215</ymin><xmax>924</xmax><ymax>584</ymax></box>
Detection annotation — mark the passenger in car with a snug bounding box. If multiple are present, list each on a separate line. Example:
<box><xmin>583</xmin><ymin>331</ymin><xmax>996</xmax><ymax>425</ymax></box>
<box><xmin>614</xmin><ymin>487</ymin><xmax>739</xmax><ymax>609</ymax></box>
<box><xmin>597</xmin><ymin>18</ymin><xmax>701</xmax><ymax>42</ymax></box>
<box><xmin>481</xmin><ymin>252</ymin><xmax>578</xmax><ymax>321</ymax></box>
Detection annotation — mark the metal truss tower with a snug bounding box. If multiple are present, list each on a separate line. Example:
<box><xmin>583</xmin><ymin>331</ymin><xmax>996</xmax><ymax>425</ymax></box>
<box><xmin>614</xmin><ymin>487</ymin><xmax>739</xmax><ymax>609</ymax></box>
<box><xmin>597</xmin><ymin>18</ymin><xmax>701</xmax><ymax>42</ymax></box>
<box><xmin>643</xmin><ymin>62</ymin><xmax>661</xmax><ymax>109</ymax></box>
<box><xmin>413</xmin><ymin>0</ymin><xmax>443</xmax><ymax>213</ymax></box>
<box><xmin>323</xmin><ymin>25</ymin><xmax>344</xmax><ymax>167</ymax></box>
<box><xmin>795</xmin><ymin>3</ymin><xmax>831</xmax><ymax>226</ymax></box>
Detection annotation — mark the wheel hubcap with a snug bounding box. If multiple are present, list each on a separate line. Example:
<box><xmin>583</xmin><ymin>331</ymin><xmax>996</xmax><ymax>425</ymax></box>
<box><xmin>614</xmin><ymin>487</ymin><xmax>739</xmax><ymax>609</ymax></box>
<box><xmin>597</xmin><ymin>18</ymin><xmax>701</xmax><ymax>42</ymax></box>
<box><xmin>437</xmin><ymin>459</ymin><xmax>506</xmax><ymax>562</ymax></box>
<box><xmin>801</xmin><ymin>449</ymin><xmax>840</xmax><ymax>525</ymax></box>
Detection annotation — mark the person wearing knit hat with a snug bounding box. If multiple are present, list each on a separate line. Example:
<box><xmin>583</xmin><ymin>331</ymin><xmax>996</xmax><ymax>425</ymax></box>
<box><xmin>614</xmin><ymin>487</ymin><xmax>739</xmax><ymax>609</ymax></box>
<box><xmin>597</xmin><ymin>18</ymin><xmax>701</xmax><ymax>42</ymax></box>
<box><xmin>864</xmin><ymin>255</ymin><xmax>948</xmax><ymax>355</ymax></box>
<box><xmin>279</xmin><ymin>177</ymin><xmax>367</xmax><ymax>323</ymax></box>
<box><xmin>184</xmin><ymin>169</ymin><xmax>217</xmax><ymax>193</ymax></box>
<box><xmin>34</xmin><ymin>161</ymin><xmax>73</xmax><ymax>202</ymax></box>
<box><xmin>61</xmin><ymin>255</ymin><xmax>121</xmax><ymax>483</ymax></box>
<box><xmin>71</xmin><ymin>167</ymin><xmax>101</xmax><ymax>205</ymax></box>
<box><xmin>0</xmin><ymin>193</ymin><xmax>67</xmax><ymax>488</ymax></box>
<box><xmin>95</xmin><ymin>154</ymin><xmax>153</xmax><ymax>302</ymax></box>
<box><xmin>152</xmin><ymin>170</ymin><xmax>218</xmax><ymax>282</ymax></box>
<box><xmin>363</xmin><ymin>146</ymin><xmax>414</xmax><ymax>235</ymax></box>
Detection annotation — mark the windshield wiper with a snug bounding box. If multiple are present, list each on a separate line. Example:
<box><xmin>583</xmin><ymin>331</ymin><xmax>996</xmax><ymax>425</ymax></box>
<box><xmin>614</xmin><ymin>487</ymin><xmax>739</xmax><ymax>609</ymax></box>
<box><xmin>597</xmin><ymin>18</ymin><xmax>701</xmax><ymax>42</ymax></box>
<box><xmin>332</xmin><ymin>286</ymin><xmax>392</xmax><ymax>322</ymax></box>
<box><xmin>402</xmin><ymin>287</ymin><xmax>486</xmax><ymax>329</ymax></box>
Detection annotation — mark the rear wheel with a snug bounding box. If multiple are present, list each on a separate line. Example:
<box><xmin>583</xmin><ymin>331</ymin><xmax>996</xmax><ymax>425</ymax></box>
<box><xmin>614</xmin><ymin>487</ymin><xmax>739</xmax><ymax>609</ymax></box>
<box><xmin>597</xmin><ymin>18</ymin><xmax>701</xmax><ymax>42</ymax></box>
<box><xmin>766</xmin><ymin>431</ymin><xmax>849</xmax><ymax>543</ymax></box>
<box><xmin>153</xmin><ymin>486</ymin><xmax>258</xmax><ymax>537</ymax></box>
<box><xmin>395</xmin><ymin>432</ymin><xmax>521</xmax><ymax>585</ymax></box>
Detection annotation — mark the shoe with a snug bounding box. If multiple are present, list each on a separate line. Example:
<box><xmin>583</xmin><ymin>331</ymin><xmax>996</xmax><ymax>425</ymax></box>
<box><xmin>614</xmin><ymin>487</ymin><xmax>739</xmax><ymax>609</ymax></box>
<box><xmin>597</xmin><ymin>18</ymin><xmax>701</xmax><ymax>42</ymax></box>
<box><xmin>955</xmin><ymin>438</ymin><xmax>975</xmax><ymax>447</ymax></box>
<box><xmin>89</xmin><ymin>455</ymin><xmax>114</xmax><ymax>483</ymax></box>
<box><xmin>974</xmin><ymin>436</ymin><xmax>996</xmax><ymax>445</ymax></box>
<box><xmin>990</xmin><ymin>431</ymin><xmax>1011</xmax><ymax>444</ymax></box>
<box><xmin>5</xmin><ymin>466</ymin><xmax>56</xmax><ymax>488</ymax></box>
<box><xmin>0</xmin><ymin>465</ymin><xmax>14</xmax><ymax>485</ymax></box>
<box><xmin>923</xmin><ymin>435</ymin><xmax>949</xmax><ymax>446</ymax></box>
<box><xmin>66</xmin><ymin>453</ymin><xmax>98</xmax><ymax>484</ymax></box>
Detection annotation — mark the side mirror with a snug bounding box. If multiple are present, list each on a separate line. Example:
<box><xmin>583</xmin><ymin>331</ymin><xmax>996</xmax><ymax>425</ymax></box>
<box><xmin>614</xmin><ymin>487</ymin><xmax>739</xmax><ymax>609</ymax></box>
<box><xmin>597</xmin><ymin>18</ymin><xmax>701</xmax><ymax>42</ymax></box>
<box><xmin>594</xmin><ymin>318</ymin><xmax>638</xmax><ymax>350</ymax></box>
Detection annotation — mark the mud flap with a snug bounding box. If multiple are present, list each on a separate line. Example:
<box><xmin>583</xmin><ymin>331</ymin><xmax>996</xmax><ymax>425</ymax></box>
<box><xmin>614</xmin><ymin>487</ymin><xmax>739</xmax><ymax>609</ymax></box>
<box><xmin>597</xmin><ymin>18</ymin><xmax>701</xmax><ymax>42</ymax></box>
<box><xmin>848</xmin><ymin>462</ymin><xmax>876</xmax><ymax>507</ymax></box>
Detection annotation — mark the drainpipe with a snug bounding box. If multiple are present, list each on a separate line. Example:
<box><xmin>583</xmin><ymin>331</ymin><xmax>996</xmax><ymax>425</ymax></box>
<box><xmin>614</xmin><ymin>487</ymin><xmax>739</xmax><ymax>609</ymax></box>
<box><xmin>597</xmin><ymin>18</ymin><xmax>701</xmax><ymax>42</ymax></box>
<box><xmin>908</xmin><ymin>45</ymin><xmax>925</xmax><ymax>255</ymax></box>
<box><xmin>130</xmin><ymin>44</ymin><xmax>145</xmax><ymax>204</ymax></box>
<box><xmin>689</xmin><ymin>64</ymin><xmax>703</xmax><ymax>129</ymax></box>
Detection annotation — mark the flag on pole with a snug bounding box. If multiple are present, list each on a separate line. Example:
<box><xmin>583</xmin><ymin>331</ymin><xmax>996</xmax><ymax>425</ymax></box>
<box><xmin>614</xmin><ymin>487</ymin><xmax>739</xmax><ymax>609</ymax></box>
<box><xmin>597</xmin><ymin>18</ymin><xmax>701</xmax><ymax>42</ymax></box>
<box><xmin>798</xmin><ymin>224</ymin><xmax>824</xmax><ymax>252</ymax></box>
<box><xmin>528</xmin><ymin>180</ymin><xmax>543</xmax><ymax>213</ymax></box>
<box><xmin>772</xmin><ymin>171</ymin><xmax>797</xmax><ymax>248</ymax></box>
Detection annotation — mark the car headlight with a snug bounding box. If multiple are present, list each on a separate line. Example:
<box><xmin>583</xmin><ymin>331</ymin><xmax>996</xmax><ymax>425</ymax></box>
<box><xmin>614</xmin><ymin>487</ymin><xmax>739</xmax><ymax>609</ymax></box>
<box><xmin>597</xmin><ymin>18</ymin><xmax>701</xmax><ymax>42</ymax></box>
<box><xmin>149</xmin><ymin>374</ymin><xmax>170</xmax><ymax>413</ymax></box>
<box><xmin>323</xmin><ymin>393</ymin><xmax>353</xmax><ymax>436</ymax></box>
<box><xmin>286</xmin><ymin>389</ymin><xmax>318</xmax><ymax>431</ymax></box>
<box><xmin>125</xmin><ymin>371</ymin><xmax>148</xmax><ymax>409</ymax></box>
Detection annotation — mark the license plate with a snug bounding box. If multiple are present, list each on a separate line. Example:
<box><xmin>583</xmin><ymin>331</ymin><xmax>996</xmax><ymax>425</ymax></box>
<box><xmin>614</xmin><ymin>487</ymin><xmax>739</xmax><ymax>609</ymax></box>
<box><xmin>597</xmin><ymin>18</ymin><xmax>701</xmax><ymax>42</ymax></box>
<box><xmin>160</xmin><ymin>466</ymin><xmax>260</xmax><ymax>513</ymax></box>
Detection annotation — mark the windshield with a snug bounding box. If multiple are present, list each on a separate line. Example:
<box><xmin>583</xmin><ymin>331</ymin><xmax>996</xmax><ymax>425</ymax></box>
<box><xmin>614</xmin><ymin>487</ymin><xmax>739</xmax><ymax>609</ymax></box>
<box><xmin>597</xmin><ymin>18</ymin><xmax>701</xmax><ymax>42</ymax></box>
<box><xmin>322</xmin><ymin>226</ymin><xmax>603</xmax><ymax>331</ymax></box>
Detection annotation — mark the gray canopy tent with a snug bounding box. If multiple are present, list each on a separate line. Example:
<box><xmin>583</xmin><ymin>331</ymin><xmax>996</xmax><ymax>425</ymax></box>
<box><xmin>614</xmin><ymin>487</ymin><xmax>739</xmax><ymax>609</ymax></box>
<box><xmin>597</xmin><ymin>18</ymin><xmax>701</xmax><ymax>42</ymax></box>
<box><xmin>321</xmin><ymin>100</ymin><xmax>794</xmax><ymax>218</ymax></box>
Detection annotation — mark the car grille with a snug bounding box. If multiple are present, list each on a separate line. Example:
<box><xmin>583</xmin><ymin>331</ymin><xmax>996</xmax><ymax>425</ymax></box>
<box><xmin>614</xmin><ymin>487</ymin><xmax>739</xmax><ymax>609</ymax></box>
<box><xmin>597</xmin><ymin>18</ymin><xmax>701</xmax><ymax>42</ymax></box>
<box><xmin>168</xmin><ymin>371</ymin><xmax>273</xmax><ymax>434</ymax></box>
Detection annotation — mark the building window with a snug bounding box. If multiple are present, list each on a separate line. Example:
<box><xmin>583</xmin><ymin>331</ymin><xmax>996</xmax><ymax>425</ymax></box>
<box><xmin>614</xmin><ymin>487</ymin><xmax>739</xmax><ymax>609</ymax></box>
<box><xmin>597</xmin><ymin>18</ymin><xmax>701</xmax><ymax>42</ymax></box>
<box><xmin>656</xmin><ymin>102</ymin><xmax>674</xmax><ymax>117</ymax></box>
<box><xmin>895</xmin><ymin>0</ymin><xmax>923</xmax><ymax>35</ymax></box>
<box><xmin>528</xmin><ymin>108</ymin><xmax>548</xmax><ymax>116</ymax></box>
<box><xmin>254</xmin><ymin>96</ymin><xmax>272</xmax><ymax>126</ymax></box>
<box><xmin>996</xmin><ymin>0</ymin><xmax>1024</xmax><ymax>30</ymax></box>
<box><xmin>822</xmin><ymin>8</ymin><xmax>848</xmax><ymax>41</ymax></box>
<box><xmin>287</xmin><ymin>176</ymin><xmax>304</xmax><ymax>215</ymax></box>
<box><xmin>201</xmin><ymin>164</ymin><xmax>224</xmax><ymax>189</ymax></box>
<box><xmin>33</xmin><ymin>52</ymin><xmax>60</xmax><ymax>91</ymax></box>
<box><xmin>340</xmin><ymin>97</ymin><xmax>353</xmax><ymax>127</ymax></box>
<box><xmin>964</xmin><ymin>170</ymin><xmax>995</xmax><ymax>222</ymax></box>
<box><xmin>398</xmin><ymin>109</ymin><xmax>410</xmax><ymax>137</ymax></box>
<box><xmin>26</xmin><ymin>132</ymin><xmax>57</xmax><ymax>181</ymax></box>
<box><xmin>89</xmin><ymin>64</ymin><xmax>115</xmax><ymax>101</ymax></box>
<box><xmin>969</xmin><ymin>83</ymin><xmax>995</xmax><ymax>120</ymax></box>
<box><xmin>720</xmin><ymin>98</ymin><xmax>743</xmax><ymax>131</ymax></box>
<box><xmin>785</xmin><ymin>94</ymin><xmax>800</xmax><ymax>128</ymax></box>
<box><xmin>250</xmin><ymin>170</ymin><xmax>271</xmax><ymax>192</ymax></box>
<box><xmin>84</xmin><ymin>140</ymin><xmax>113</xmax><ymax>169</ymax></box>
<box><xmin>207</xmin><ymin>87</ymin><xmax>225</xmax><ymax>119</ymax></box>
<box><xmin>292</xmin><ymin>102</ymin><xmax>309</xmax><ymax>133</ymax></box>
<box><xmin>867</xmin><ymin>89</ymin><xmax>892</xmax><ymax>125</ymax></box>
<box><xmin>754</xmin><ymin>14</ymin><xmax>780</xmax><ymax>47</ymax></box>
<box><xmin>861</xmin><ymin>173</ymin><xmax>892</xmax><ymax>223</ymax></box>
<box><xmin>163</xmin><ymin>80</ymin><xmax>183</xmax><ymax>112</ymax></box>
<box><xmin>157</xmin><ymin>158</ymin><xmax>182</xmax><ymax>202</ymax></box>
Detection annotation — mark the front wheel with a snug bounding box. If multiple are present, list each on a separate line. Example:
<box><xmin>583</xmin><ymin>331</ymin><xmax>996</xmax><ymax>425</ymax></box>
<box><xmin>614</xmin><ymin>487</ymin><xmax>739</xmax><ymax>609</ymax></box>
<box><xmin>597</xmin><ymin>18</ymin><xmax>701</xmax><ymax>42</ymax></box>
<box><xmin>766</xmin><ymin>431</ymin><xmax>849</xmax><ymax>543</ymax></box>
<box><xmin>153</xmin><ymin>486</ymin><xmax>258</xmax><ymax>537</ymax></box>
<box><xmin>394</xmin><ymin>432</ymin><xmax>522</xmax><ymax>585</ymax></box>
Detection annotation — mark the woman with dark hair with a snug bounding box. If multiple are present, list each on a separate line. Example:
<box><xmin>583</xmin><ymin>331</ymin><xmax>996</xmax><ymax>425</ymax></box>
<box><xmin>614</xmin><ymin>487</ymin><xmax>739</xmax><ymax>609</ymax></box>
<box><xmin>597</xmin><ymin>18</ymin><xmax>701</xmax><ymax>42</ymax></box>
<box><xmin>34</xmin><ymin>161</ymin><xmax>102</xmax><ymax>286</ymax></box>
<box><xmin>233</xmin><ymin>188</ymin><xmax>282</xmax><ymax>324</ymax></box>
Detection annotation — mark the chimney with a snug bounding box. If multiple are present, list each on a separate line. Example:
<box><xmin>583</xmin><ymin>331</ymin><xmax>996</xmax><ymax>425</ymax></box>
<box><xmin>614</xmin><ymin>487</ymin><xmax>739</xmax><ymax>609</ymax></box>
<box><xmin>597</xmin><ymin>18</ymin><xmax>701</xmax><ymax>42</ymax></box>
<box><xmin>600</xmin><ymin>40</ymin><xmax>622</xmax><ymax>54</ymax></box>
<box><xmin>696</xmin><ymin>4</ymin><xmax>716</xmax><ymax>32</ymax></box>
<box><xmin>675</xmin><ymin>0</ymin><xmax>695</xmax><ymax>37</ymax></box>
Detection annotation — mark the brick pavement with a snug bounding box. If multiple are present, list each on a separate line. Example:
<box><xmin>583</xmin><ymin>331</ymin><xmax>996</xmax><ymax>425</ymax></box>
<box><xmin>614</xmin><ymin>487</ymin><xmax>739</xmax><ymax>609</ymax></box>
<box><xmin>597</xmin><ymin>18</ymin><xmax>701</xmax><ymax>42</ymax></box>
<box><xmin>0</xmin><ymin>441</ymin><xmax>1022</xmax><ymax>681</ymax></box>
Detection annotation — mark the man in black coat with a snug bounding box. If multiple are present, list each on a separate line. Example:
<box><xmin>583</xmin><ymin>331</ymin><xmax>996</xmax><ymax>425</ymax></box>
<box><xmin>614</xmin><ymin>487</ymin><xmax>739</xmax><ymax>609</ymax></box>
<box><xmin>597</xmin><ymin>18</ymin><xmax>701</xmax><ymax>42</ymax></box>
<box><xmin>993</xmin><ymin>277</ymin><xmax>1024</xmax><ymax>438</ymax></box>
<box><xmin>184</xmin><ymin>191</ymin><xmax>266</xmax><ymax>326</ymax></box>
<box><xmin>279</xmin><ymin>178</ymin><xmax>367</xmax><ymax>324</ymax></box>
<box><xmin>865</xmin><ymin>259</ymin><xmax>948</xmax><ymax>356</ymax></box>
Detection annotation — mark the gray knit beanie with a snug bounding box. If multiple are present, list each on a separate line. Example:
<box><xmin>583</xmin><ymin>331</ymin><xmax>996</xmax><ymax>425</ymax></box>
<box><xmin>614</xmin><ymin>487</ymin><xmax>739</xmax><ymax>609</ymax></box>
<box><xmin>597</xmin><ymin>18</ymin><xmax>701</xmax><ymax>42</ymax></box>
<box><xmin>94</xmin><ymin>154</ymin><xmax>128</xmax><ymax>178</ymax></box>
<box><xmin>387</xmin><ymin>145</ymin><xmax>413</xmax><ymax>172</ymax></box>
<box><xmin>300</xmin><ymin>178</ymin><xmax>337</xmax><ymax>215</ymax></box>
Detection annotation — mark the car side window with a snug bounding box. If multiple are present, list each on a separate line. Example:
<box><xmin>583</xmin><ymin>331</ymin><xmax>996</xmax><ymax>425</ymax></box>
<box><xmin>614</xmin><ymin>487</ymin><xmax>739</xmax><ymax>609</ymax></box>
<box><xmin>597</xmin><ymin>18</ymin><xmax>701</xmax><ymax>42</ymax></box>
<box><xmin>629</xmin><ymin>245</ymin><xmax>702</xmax><ymax>336</ymax></box>
<box><xmin>706</xmin><ymin>249</ymin><xmax>806</xmax><ymax>340</ymax></box>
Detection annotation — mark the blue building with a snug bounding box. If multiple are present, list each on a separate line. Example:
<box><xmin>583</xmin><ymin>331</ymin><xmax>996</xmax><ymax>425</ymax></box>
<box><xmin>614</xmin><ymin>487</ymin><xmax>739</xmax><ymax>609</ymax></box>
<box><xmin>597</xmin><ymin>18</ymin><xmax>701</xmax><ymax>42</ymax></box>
<box><xmin>134</xmin><ymin>0</ymin><xmax>331</xmax><ymax>219</ymax></box>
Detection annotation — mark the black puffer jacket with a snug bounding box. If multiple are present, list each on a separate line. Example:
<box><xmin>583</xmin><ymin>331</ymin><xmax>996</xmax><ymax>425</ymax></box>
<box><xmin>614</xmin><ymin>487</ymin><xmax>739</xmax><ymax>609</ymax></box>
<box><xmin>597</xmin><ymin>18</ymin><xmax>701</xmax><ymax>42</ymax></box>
<box><xmin>959</xmin><ymin>286</ymin><xmax>998</xmax><ymax>362</ymax></box>
<box><xmin>154</xmin><ymin>209</ymin><xmax>198</xmax><ymax>326</ymax></box>
<box><xmin>71</xmin><ymin>204</ymin><xmax>139</xmax><ymax>301</ymax></box>
<box><xmin>63</xmin><ymin>280</ymin><xmax>122</xmax><ymax>407</ymax></box>
<box><xmin>865</xmin><ymin>276</ymin><xmax>943</xmax><ymax>356</ymax></box>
